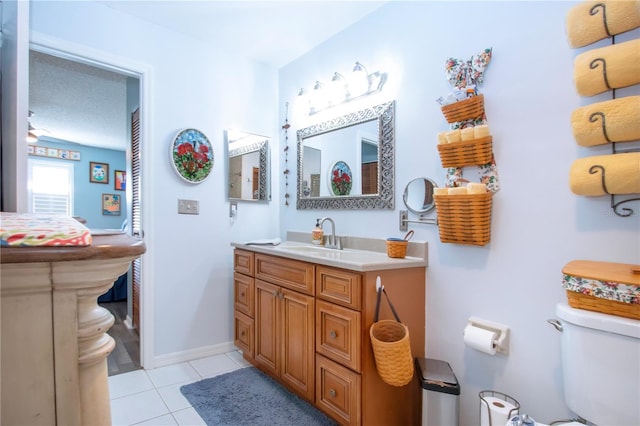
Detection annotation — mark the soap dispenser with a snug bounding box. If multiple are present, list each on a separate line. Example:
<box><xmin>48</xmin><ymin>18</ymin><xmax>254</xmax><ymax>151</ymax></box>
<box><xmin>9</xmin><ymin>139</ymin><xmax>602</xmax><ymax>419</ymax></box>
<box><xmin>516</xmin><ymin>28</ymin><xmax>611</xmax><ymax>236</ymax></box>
<box><xmin>312</xmin><ymin>219</ymin><xmax>324</xmax><ymax>245</ymax></box>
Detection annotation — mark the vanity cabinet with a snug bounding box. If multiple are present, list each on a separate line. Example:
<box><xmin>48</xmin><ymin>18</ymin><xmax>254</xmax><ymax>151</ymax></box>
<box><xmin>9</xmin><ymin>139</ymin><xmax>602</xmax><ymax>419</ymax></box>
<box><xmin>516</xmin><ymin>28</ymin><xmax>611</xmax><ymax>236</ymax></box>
<box><xmin>235</xmin><ymin>251</ymin><xmax>316</xmax><ymax>402</ymax></box>
<box><xmin>233</xmin><ymin>248</ymin><xmax>425</xmax><ymax>426</ymax></box>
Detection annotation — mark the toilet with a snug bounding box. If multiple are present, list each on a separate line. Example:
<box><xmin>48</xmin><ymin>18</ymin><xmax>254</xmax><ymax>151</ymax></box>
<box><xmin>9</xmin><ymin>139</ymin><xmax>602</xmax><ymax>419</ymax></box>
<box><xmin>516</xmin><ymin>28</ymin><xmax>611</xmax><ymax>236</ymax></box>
<box><xmin>549</xmin><ymin>302</ymin><xmax>640</xmax><ymax>426</ymax></box>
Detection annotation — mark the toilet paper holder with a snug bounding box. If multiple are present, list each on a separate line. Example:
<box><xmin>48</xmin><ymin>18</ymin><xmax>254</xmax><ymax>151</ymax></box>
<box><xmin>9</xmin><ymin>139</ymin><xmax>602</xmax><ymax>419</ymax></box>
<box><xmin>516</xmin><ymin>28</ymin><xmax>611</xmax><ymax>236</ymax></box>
<box><xmin>467</xmin><ymin>317</ymin><xmax>510</xmax><ymax>355</ymax></box>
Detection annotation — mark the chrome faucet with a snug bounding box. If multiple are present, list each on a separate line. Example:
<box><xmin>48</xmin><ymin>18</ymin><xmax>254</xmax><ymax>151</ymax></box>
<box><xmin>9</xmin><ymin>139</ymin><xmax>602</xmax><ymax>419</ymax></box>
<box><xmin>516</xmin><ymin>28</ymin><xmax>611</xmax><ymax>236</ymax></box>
<box><xmin>319</xmin><ymin>217</ymin><xmax>340</xmax><ymax>249</ymax></box>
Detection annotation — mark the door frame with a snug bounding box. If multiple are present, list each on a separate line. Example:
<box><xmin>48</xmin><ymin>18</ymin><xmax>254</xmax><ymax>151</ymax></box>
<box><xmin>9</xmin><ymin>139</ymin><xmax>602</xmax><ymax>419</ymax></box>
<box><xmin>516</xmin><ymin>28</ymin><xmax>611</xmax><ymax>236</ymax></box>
<box><xmin>29</xmin><ymin>31</ymin><xmax>156</xmax><ymax>368</ymax></box>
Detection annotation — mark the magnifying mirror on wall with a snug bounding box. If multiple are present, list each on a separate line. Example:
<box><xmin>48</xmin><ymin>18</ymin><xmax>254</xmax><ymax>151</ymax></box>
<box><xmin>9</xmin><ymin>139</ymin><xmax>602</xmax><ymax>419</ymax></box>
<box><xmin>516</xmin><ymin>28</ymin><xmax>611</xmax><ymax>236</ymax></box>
<box><xmin>403</xmin><ymin>177</ymin><xmax>438</xmax><ymax>214</ymax></box>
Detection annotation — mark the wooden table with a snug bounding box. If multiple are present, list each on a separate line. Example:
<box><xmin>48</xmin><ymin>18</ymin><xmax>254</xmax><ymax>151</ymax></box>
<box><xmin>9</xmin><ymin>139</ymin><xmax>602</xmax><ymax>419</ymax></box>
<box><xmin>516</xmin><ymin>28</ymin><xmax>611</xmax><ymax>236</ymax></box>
<box><xmin>1</xmin><ymin>233</ymin><xmax>146</xmax><ymax>425</ymax></box>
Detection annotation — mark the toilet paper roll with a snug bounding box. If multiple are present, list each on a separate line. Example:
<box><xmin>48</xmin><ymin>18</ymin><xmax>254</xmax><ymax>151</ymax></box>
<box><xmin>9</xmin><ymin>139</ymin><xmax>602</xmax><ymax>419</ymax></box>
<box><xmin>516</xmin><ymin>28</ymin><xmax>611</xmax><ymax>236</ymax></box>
<box><xmin>437</xmin><ymin>131</ymin><xmax>448</xmax><ymax>145</ymax></box>
<box><xmin>445</xmin><ymin>129</ymin><xmax>461</xmax><ymax>143</ymax></box>
<box><xmin>461</xmin><ymin>127</ymin><xmax>475</xmax><ymax>141</ymax></box>
<box><xmin>448</xmin><ymin>187</ymin><xmax>468</xmax><ymax>195</ymax></box>
<box><xmin>433</xmin><ymin>187</ymin><xmax>449</xmax><ymax>195</ymax></box>
<box><xmin>474</xmin><ymin>124</ymin><xmax>491</xmax><ymax>139</ymax></box>
<box><xmin>480</xmin><ymin>396</ymin><xmax>519</xmax><ymax>426</ymax></box>
<box><xmin>467</xmin><ymin>183</ymin><xmax>487</xmax><ymax>194</ymax></box>
<box><xmin>464</xmin><ymin>324</ymin><xmax>497</xmax><ymax>355</ymax></box>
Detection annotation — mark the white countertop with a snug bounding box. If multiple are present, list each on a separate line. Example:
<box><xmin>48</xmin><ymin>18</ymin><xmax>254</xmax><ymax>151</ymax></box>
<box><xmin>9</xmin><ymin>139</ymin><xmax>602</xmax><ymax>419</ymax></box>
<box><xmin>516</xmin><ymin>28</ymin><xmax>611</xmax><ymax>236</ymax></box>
<box><xmin>232</xmin><ymin>232</ymin><xmax>428</xmax><ymax>272</ymax></box>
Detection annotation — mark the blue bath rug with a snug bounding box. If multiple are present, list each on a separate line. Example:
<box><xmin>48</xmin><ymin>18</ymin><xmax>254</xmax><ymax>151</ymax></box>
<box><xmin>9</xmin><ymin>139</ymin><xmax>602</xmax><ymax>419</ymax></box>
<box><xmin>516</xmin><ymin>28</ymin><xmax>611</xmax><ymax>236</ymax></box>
<box><xmin>180</xmin><ymin>367</ymin><xmax>337</xmax><ymax>426</ymax></box>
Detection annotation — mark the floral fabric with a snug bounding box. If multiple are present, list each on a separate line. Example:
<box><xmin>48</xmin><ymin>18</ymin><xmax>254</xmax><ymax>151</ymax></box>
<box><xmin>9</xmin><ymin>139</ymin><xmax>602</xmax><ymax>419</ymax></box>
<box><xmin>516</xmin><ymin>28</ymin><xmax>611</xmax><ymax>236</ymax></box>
<box><xmin>0</xmin><ymin>212</ymin><xmax>92</xmax><ymax>247</ymax></box>
<box><xmin>562</xmin><ymin>273</ymin><xmax>640</xmax><ymax>305</ymax></box>
<box><xmin>445</xmin><ymin>48</ymin><xmax>493</xmax><ymax>89</ymax></box>
<box><xmin>441</xmin><ymin>47</ymin><xmax>499</xmax><ymax>193</ymax></box>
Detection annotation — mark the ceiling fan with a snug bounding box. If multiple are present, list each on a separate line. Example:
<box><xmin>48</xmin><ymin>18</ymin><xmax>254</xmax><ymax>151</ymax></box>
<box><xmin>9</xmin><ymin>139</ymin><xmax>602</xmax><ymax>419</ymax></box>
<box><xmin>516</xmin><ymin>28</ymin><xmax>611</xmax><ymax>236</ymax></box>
<box><xmin>27</xmin><ymin>110</ymin><xmax>49</xmax><ymax>143</ymax></box>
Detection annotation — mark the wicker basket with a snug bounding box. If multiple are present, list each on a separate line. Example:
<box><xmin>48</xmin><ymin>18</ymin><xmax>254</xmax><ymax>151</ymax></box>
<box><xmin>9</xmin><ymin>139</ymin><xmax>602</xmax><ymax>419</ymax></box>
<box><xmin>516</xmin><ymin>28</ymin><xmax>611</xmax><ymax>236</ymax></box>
<box><xmin>370</xmin><ymin>320</ymin><xmax>414</xmax><ymax>386</ymax></box>
<box><xmin>386</xmin><ymin>240</ymin><xmax>408</xmax><ymax>258</ymax></box>
<box><xmin>437</xmin><ymin>136</ymin><xmax>493</xmax><ymax>168</ymax></box>
<box><xmin>562</xmin><ymin>260</ymin><xmax>640</xmax><ymax>320</ymax></box>
<box><xmin>441</xmin><ymin>94</ymin><xmax>485</xmax><ymax>123</ymax></box>
<box><xmin>434</xmin><ymin>192</ymin><xmax>493</xmax><ymax>246</ymax></box>
<box><xmin>566</xmin><ymin>291</ymin><xmax>640</xmax><ymax>320</ymax></box>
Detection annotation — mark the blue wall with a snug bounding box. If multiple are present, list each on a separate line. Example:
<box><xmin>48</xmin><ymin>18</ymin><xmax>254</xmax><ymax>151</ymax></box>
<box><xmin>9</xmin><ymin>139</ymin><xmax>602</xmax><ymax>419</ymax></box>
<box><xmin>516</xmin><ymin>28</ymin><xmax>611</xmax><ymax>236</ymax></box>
<box><xmin>30</xmin><ymin>137</ymin><xmax>126</xmax><ymax>229</ymax></box>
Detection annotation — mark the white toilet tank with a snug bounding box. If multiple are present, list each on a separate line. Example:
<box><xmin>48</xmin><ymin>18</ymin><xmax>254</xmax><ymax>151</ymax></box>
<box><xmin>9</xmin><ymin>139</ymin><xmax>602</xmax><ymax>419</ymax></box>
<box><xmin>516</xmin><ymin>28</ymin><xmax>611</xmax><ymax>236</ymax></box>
<box><xmin>556</xmin><ymin>303</ymin><xmax>640</xmax><ymax>426</ymax></box>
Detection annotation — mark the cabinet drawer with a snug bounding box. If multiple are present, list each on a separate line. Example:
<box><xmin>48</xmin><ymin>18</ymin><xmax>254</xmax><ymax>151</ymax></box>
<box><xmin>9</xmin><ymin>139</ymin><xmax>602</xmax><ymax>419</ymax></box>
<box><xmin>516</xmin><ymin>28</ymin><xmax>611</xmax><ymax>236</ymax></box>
<box><xmin>316</xmin><ymin>300</ymin><xmax>361</xmax><ymax>372</ymax></box>
<box><xmin>234</xmin><ymin>249</ymin><xmax>254</xmax><ymax>276</ymax></box>
<box><xmin>234</xmin><ymin>273</ymin><xmax>254</xmax><ymax>317</ymax></box>
<box><xmin>234</xmin><ymin>311</ymin><xmax>254</xmax><ymax>359</ymax></box>
<box><xmin>316</xmin><ymin>354</ymin><xmax>361</xmax><ymax>426</ymax></box>
<box><xmin>316</xmin><ymin>266</ymin><xmax>362</xmax><ymax>310</ymax></box>
<box><xmin>255</xmin><ymin>254</ymin><xmax>315</xmax><ymax>295</ymax></box>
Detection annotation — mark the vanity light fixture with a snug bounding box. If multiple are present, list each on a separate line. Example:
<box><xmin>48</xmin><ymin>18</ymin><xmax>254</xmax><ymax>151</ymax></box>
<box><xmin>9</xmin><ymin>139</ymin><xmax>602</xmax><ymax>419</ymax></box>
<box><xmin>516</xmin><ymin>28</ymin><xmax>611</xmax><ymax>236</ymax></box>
<box><xmin>329</xmin><ymin>72</ymin><xmax>349</xmax><ymax>104</ymax></box>
<box><xmin>349</xmin><ymin>61</ymin><xmax>369</xmax><ymax>98</ymax></box>
<box><xmin>298</xmin><ymin>61</ymin><xmax>387</xmax><ymax>115</ymax></box>
<box><xmin>309</xmin><ymin>81</ymin><xmax>328</xmax><ymax>114</ymax></box>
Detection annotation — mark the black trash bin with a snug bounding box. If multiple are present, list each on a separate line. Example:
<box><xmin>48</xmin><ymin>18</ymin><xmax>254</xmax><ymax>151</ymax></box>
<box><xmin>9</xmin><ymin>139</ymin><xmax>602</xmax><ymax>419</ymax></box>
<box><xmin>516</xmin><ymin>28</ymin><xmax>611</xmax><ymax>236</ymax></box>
<box><xmin>416</xmin><ymin>358</ymin><xmax>460</xmax><ymax>426</ymax></box>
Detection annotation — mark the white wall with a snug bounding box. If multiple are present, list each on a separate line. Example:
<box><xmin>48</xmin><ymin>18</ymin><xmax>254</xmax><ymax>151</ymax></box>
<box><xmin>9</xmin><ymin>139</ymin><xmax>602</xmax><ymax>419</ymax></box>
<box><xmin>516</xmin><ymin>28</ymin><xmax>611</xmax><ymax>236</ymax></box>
<box><xmin>279</xmin><ymin>1</ymin><xmax>639</xmax><ymax>425</ymax></box>
<box><xmin>30</xmin><ymin>1</ymin><xmax>281</xmax><ymax>361</ymax></box>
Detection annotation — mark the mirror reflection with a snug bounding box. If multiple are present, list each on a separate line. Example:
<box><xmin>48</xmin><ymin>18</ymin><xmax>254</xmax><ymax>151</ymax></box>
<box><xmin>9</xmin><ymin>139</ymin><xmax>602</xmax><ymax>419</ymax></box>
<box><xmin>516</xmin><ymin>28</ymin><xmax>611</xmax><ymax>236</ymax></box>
<box><xmin>301</xmin><ymin>120</ymin><xmax>378</xmax><ymax>197</ymax></box>
<box><xmin>225</xmin><ymin>130</ymin><xmax>270</xmax><ymax>202</ymax></box>
<box><xmin>403</xmin><ymin>177</ymin><xmax>438</xmax><ymax>214</ymax></box>
<box><xmin>297</xmin><ymin>101</ymin><xmax>395</xmax><ymax>210</ymax></box>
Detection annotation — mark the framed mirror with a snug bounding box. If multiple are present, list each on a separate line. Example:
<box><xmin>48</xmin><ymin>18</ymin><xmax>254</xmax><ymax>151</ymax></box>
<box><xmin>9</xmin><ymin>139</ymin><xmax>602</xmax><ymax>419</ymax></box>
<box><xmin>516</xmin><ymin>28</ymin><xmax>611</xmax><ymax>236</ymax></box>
<box><xmin>296</xmin><ymin>101</ymin><xmax>395</xmax><ymax>209</ymax></box>
<box><xmin>225</xmin><ymin>130</ymin><xmax>270</xmax><ymax>202</ymax></box>
<box><xmin>403</xmin><ymin>177</ymin><xmax>438</xmax><ymax>215</ymax></box>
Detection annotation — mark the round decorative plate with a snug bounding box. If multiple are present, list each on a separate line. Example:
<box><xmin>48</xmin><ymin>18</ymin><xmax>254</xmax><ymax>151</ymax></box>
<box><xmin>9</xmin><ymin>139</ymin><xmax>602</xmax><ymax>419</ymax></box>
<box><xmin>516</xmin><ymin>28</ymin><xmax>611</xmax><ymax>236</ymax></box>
<box><xmin>329</xmin><ymin>161</ymin><xmax>352</xmax><ymax>196</ymax></box>
<box><xmin>170</xmin><ymin>128</ymin><xmax>214</xmax><ymax>183</ymax></box>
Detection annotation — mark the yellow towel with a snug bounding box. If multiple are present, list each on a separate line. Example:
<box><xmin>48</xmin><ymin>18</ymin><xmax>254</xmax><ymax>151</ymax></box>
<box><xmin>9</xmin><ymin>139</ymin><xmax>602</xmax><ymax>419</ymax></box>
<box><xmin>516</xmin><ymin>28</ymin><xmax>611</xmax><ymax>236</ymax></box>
<box><xmin>566</xmin><ymin>0</ymin><xmax>640</xmax><ymax>48</ymax></box>
<box><xmin>569</xmin><ymin>152</ymin><xmax>640</xmax><ymax>196</ymax></box>
<box><xmin>571</xmin><ymin>96</ymin><xmax>640</xmax><ymax>146</ymax></box>
<box><xmin>574</xmin><ymin>39</ymin><xmax>640</xmax><ymax>96</ymax></box>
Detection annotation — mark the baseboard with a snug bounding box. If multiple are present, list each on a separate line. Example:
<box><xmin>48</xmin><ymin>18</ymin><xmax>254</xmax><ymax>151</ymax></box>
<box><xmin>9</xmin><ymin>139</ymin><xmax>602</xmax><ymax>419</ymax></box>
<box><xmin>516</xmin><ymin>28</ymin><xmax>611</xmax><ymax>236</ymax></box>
<box><xmin>123</xmin><ymin>315</ymin><xmax>134</xmax><ymax>330</ymax></box>
<box><xmin>150</xmin><ymin>341</ymin><xmax>237</xmax><ymax>369</ymax></box>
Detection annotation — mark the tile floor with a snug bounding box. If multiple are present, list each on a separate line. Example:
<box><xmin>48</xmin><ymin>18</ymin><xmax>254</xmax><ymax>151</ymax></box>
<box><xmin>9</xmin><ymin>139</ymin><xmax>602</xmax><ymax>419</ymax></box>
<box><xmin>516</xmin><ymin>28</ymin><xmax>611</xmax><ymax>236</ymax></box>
<box><xmin>109</xmin><ymin>350</ymin><xmax>250</xmax><ymax>425</ymax></box>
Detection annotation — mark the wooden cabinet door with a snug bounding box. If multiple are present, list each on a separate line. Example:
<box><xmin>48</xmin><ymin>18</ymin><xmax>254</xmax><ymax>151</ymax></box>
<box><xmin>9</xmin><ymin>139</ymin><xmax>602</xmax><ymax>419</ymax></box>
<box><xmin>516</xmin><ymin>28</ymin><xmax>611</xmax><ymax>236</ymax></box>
<box><xmin>234</xmin><ymin>311</ymin><xmax>254</xmax><ymax>358</ymax></box>
<box><xmin>234</xmin><ymin>272</ymin><xmax>254</xmax><ymax>317</ymax></box>
<box><xmin>255</xmin><ymin>279</ymin><xmax>279</xmax><ymax>376</ymax></box>
<box><xmin>280</xmin><ymin>287</ymin><xmax>315</xmax><ymax>402</ymax></box>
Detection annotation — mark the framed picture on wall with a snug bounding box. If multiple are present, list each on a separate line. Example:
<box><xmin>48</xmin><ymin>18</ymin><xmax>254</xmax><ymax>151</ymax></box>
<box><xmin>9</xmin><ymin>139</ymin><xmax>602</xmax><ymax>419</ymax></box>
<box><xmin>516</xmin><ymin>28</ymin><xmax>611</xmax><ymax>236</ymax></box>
<box><xmin>114</xmin><ymin>170</ymin><xmax>126</xmax><ymax>191</ymax></box>
<box><xmin>102</xmin><ymin>194</ymin><xmax>121</xmax><ymax>216</ymax></box>
<box><xmin>90</xmin><ymin>161</ymin><xmax>109</xmax><ymax>184</ymax></box>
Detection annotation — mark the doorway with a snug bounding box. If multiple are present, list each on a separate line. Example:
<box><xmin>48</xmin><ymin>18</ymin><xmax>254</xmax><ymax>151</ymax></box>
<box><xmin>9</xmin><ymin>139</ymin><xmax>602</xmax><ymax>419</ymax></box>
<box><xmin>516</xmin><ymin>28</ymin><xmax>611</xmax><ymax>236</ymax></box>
<box><xmin>28</xmin><ymin>47</ymin><xmax>145</xmax><ymax>376</ymax></box>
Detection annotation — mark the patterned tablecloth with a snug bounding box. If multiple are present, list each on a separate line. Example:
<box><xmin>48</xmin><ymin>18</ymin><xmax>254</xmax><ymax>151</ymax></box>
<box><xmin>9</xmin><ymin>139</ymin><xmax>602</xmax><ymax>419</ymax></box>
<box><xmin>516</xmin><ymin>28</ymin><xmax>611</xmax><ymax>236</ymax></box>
<box><xmin>0</xmin><ymin>212</ymin><xmax>92</xmax><ymax>247</ymax></box>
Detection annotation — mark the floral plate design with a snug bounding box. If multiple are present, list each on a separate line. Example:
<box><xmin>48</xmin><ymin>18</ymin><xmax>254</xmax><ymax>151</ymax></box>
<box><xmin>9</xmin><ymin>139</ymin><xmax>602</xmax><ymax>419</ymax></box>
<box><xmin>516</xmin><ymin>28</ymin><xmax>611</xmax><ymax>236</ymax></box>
<box><xmin>329</xmin><ymin>161</ymin><xmax>352</xmax><ymax>196</ymax></box>
<box><xmin>171</xmin><ymin>128</ymin><xmax>214</xmax><ymax>183</ymax></box>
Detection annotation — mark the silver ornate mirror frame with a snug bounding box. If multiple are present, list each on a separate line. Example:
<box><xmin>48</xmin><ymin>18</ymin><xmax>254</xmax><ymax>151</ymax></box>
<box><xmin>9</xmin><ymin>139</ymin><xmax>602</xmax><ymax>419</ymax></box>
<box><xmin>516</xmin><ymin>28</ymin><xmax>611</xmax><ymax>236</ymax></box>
<box><xmin>227</xmin><ymin>133</ymin><xmax>269</xmax><ymax>202</ymax></box>
<box><xmin>296</xmin><ymin>101</ymin><xmax>395</xmax><ymax>209</ymax></box>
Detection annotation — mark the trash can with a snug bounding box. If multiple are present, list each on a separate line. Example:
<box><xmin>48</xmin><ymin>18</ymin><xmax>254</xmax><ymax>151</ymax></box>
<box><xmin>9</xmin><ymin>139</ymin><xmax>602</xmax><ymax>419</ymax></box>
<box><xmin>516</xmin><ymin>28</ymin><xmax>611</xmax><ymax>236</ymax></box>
<box><xmin>416</xmin><ymin>358</ymin><xmax>460</xmax><ymax>426</ymax></box>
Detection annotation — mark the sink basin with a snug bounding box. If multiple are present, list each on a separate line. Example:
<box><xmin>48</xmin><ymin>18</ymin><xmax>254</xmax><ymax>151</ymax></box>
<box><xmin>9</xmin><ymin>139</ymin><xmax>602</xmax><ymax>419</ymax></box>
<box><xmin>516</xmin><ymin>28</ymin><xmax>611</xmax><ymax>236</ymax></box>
<box><xmin>274</xmin><ymin>244</ymin><xmax>345</xmax><ymax>258</ymax></box>
<box><xmin>276</xmin><ymin>245</ymin><xmax>340</xmax><ymax>254</ymax></box>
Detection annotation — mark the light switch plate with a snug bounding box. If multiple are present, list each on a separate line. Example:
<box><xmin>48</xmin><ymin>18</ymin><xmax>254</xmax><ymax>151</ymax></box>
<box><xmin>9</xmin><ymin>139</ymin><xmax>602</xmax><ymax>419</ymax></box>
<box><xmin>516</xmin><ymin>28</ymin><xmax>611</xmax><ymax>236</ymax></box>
<box><xmin>178</xmin><ymin>199</ymin><xmax>199</xmax><ymax>215</ymax></box>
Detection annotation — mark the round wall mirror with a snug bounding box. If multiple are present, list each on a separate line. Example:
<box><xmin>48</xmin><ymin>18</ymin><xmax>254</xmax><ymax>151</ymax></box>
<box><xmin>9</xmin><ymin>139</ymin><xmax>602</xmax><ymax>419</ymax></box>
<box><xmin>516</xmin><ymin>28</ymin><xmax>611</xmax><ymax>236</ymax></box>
<box><xmin>403</xmin><ymin>177</ymin><xmax>438</xmax><ymax>214</ymax></box>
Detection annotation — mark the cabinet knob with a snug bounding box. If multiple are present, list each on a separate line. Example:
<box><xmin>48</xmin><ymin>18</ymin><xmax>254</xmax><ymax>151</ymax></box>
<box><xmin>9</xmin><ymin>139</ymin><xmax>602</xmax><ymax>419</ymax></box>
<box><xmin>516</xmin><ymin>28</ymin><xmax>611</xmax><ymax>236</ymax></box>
<box><xmin>329</xmin><ymin>330</ymin><xmax>337</xmax><ymax>339</ymax></box>
<box><xmin>240</xmin><ymin>291</ymin><xmax>245</xmax><ymax>297</ymax></box>
<box><xmin>329</xmin><ymin>389</ymin><xmax>337</xmax><ymax>398</ymax></box>
<box><xmin>240</xmin><ymin>331</ymin><xmax>245</xmax><ymax>336</ymax></box>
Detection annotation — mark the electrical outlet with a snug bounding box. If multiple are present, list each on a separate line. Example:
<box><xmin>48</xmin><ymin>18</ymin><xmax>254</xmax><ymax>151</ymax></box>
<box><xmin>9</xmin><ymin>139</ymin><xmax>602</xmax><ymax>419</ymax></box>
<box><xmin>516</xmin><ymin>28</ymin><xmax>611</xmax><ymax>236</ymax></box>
<box><xmin>178</xmin><ymin>199</ymin><xmax>199</xmax><ymax>215</ymax></box>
